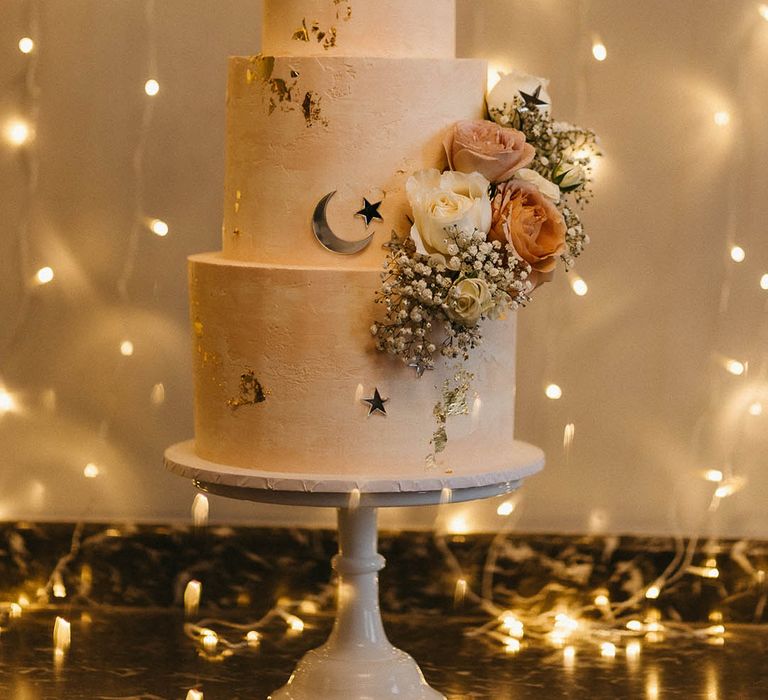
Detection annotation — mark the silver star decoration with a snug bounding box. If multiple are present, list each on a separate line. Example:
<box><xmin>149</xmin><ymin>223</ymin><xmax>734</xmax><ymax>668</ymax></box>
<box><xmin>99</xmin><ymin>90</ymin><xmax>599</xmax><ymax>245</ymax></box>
<box><xmin>362</xmin><ymin>388</ymin><xmax>388</xmax><ymax>416</ymax></box>
<box><xmin>408</xmin><ymin>361</ymin><xmax>434</xmax><ymax>378</ymax></box>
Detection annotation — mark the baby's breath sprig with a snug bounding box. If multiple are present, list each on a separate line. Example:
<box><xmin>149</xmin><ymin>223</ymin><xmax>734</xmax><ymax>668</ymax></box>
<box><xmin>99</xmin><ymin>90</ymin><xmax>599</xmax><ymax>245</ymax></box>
<box><xmin>372</xmin><ymin>227</ymin><xmax>530</xmax><ymax>374</ymax></box>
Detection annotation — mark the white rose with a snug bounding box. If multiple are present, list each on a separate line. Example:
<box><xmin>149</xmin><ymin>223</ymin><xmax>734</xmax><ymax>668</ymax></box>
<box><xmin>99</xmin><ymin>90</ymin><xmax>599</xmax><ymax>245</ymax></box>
<box><xmin>446</xmin><ymin>278</ymin><xmax>494</xmax><ymax>326</ymax></box>
<box><xmin>406</xmin><ymin>169</ymin><xmax>492</xmax><ymax>257</ymax></box>
<box><xmin>487</xmin><ymin>69</ymin><xmax>551</xmax><ymax>117</ymax></box>
<box><xmin>515</xmin><ymin>168</ymin><xmax>561</xmax><ymax>203</ymax></box>
<box><xmin>552</xmin><ymin>162</ymin><xmax>585</xmax><ymax>191</ymax></box>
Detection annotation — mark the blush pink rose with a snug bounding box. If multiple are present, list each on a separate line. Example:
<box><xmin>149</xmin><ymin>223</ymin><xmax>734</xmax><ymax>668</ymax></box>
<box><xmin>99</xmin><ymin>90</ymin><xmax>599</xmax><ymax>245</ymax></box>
<box><xmin>489</xmin><ymin>179</ymin><xmax>566</xmax><ymax>284</ymax></box>
<box><xmin>444</xmin><ymin>120</ymin><xmax>535</xmax><ymax>184</ymax></box>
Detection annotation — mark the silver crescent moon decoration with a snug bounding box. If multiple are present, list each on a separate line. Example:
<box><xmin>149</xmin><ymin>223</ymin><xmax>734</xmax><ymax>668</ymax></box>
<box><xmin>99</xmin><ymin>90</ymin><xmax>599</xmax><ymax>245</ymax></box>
<box><xmin>312</xmin><ymin>191</ymin><xmax>375</xmax><ymax>255</ymax></box>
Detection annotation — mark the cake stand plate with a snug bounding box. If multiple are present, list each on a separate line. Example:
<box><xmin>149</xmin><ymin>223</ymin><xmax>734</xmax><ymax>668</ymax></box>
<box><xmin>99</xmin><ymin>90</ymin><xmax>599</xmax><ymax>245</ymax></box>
<box><xmin>165</xmin><ymin>440</ymin><xmax>544</xmax><ymax>700</ymax></box>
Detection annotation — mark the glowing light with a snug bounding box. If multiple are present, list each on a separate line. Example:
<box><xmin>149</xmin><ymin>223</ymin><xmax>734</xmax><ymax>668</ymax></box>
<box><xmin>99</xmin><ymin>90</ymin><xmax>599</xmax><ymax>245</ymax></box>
<box><xmin>192</xmin><ymin>493</ymin><xmax>209</xmax><ymax>527</ymax></box>
<box><xmin>759</xmin><ymin>4</ymin><xmax>768</xmax><ymax>20</ymax></box>
<box><xmin>348</xmin><ymin>487</ymin><xmax>361</xmax><ymax>509</ymax></box>
<box><xmin>626</xmin><ymin>640</ymin><xmax>642</xmax><ymax>660</ymax></box>
<box><xmin>500</xmin><ymin>612</ymin><xmax>524</xmax><ymax>638</ymax></box>
<box><xmin>563</xmin><ymin>645</ymin><xmax>576</xmax><ymax>668</ymax></box>
<box><xmin>713</xmin><ymin>111</ymin><xmax>730</xmax><ymax>126</ymax></box>
<box><xmin>454</xmin><ymin>578</ymin><xmax>468</xmax><ymax>606</ymax></box>
<box><xmin>706</xmin><ymin>624</ymin><xmax>726</xmax><ymax>635</ymax></box>
<box><xmin>5</xmin><ymin>118</ymin><xmax>31</xmax><ymax>146</ymax></box>
<box><xmin>439</xmin><ymin>487</ymin><xmax>453</xmax><ymax>504</ymax></box>
<box><xmin>487</xmin><ymin>66</ymin><xmax>503</xmax><ymax>91</ymax></box>
<box><xmin>645</xmin><ymin>584</ymin><xmax>661</xmax><ymax>600</ymax></box>
<box><xmin>202</xmin><ymin>630</ymin><xmax>218</xmax><ymax>653</ymax></box>
<box><xmin>184</xmin><ymin>580</ymin><xmax>202</xmax><ymax>617</ymax></box>
<box><xmin>18</xmin><ymin>594</ymin><xmax>30</xmax><ymax>608</ymax></box>
<box><xmin>18</xmin><ymin>37</ymin><xmax>35</xmax><ymax>53</ymax></box>
<box><xmin>563</xmin><ymin>422</ymin><xmax>575</xmax><ymax>449</ymax></box>
<box><xmin>626</xmin><ymin>619</ymin><xmax>644</xmax><ymax>632</ymax></box>
<box><xmin>545</xmin><ymin>383</ymin><xmax>563</xmax><ymax>400</ymax></box>
<box><xmin>187</xmin><ymin>691</ymin><xmax>204</xmax><ymax>700</ymax></box>
<box><xmin>705</xmin><ymin>469</ymin><xmax>723</xmax><ymax>482</ymax></box>
<box><xmin>446</xmin><ymin>514</ymin><xmax>470</xmax><ymax>535</ymax></box>
<box><xmin>9</xmin><ymin>602</ymin><xmax>22</xmax><ymax>619</ymax></box>
<box><xmin>592</xmin><ymin>42</ymin><xmax>607</xmax><ymax>61</ymax></box>
<box><xmin>496</xmin><ymin>500</ymin><xmax>516</xmax><ymax>516</ymax></box>
<box><xmin>246</xmin><ymin>630</ymin><xmax>261</xmax><ymax>647</ymax></box>
<box><xmin>53</xmin><ymin>582</ymin><xmax>66</xmax><ymax>599</ymax></box>
<box><xmin>0</xmin><ymin>388</ymin><xmax>17</xmax><ymax>414</ymax></box>
<box><xmin>504</xmin><ymin>637</ymin><xmax>521</xmax><ymax>654</ymax></box>
<box><xmin>570</xmin><ymin>276</ymin><xmax>589</xmax><ymax>296</ymax></box>
<box><xmin>298</xmin><ymin>600</ymin><xmax>319</xmax><ymax>615</ymax></box>
<box><xmin>715</xmin><ymin>476</ymin><xmax>746</xmax><ymax>498</ymax></box>
<box><xmin>725</xmin><ymin>359</ymin><xmax>745</xmax><ymax>376</ymax></box>
<box><xmin>53</xmin><ymin>617</ymin><xmax>71</xmax><ymax>651</ymax></box>
<box><xmin>552</xmin><ymin>613</ymin><xmax>579</xmax><ymax>641</ymax></box>
<box><xmin>151</xmin><ymin>383</ymin><xmax>165</xmax><ymax>405</ymax></box>
<box><xmin>761</xmin><ymin>273</ymin><xmax>768</xmax><ymax>290</ymax></box>
<box><xmin>287</xmin><ymin>615</ymin><xmax>305</xmax><ymax>632</ymax></box>
<box><xmin>32</xmin><ymin>266</ymin><xmax>55</xmax><ymax>286</ymax></box>
<box><xmin>748</xmin><ymin>402</ymin><xmax>763</xmax><ymax>416</ymax></box>
<box><xmin>83</xmin><ymin>463</ymin><xmax>99</xmax><ymax>478</ymax></box>
<box><xmin>149</xmin><ymin>218</ymin><xmax>169</xmax><ymax>236</ymax></box>
<box><xmin>600</xmin><ymin>642</ymin><xmax>617</xmax><ymax>658</ymax></box>
<box><xmin>120</xmin><ymin>340</ymin><xmax>134</xmax><ymax>357</ymax></box>
<box><xmin>594</xmin><ymin>593</ymin><xmax>610</xmax><ymax>607</ymax></box>
<box><xmin>730</xmin><ymin>245</ymin><xmax>745</xmax><ymax>263</ymax></box>
<box><xmin>144</xmin><ymin>79</ymin><xmax>160</xmax><ymax>96</ymax></box>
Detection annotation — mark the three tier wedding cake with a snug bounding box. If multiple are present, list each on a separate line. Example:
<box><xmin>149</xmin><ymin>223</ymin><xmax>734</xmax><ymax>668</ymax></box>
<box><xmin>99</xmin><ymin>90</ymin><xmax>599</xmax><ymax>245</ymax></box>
<box><xmin>188</xmin><ymin>0</ymin><xmax>597</xmax><ymax>478</ymax></box>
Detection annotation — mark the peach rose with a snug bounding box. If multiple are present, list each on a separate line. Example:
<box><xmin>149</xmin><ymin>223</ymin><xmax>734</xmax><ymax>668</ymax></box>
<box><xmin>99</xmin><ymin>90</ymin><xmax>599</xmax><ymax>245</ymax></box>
<box><xmin>444</xmin><ymin>120</ymin><xmax>535</xmax><ymax>184</ymax></box>
<box><xmin>489</xmin><ymin>179</ymin><xmax>566</xmax><ymax>283</ymax></box>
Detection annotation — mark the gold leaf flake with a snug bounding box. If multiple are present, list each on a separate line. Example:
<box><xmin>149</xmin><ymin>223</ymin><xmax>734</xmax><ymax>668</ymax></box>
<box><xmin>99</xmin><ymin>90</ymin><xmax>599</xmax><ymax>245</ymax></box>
<box><xmin>228</xmin><ymin>370</ymin><xmax>268</xmax><ymax>410</ymax></box>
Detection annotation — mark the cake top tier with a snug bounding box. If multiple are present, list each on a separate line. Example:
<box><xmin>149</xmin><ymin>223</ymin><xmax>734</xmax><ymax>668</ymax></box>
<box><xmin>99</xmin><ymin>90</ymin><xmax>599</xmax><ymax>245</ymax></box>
<box><xmin>262</xmin><ymin>0</ymin><xmax>456</xmax><ymax>58</ymax></box>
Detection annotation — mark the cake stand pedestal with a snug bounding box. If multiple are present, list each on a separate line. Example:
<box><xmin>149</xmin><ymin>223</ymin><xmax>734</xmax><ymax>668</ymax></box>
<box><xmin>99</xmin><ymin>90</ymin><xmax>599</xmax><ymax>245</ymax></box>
<box><xmin>165</xmin><ymin>439</ymin><xmax>544</xmax><ymax>700</ymax></box>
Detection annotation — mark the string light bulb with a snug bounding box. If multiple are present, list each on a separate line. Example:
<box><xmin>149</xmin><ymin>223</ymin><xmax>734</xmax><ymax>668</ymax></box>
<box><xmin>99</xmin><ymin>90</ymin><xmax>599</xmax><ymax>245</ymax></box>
<box><xmin>729</xmin><ymin>245</ymin><xmax>745</xmax><ymax>262</ymax></box>
<box><xmin>186</xmin><ymin>691</ymin><xmax>204</xmax><ymax>700</ymax></box>
<box><xmin>496</xmin><ymin>499</ymin><xmax>516</xmax><ymax>516</ymax></box>
<box><xmin>184</xmin><ymin>580</ymin><xmax>202</xmax><ymax>617</ymax></box>
<box><xmin>83</xmin><ymin>463</ymin><xmax>100</xmax><ymax>478</ymax></box>
<box><xmin>592</xmin><ymin>41</ymin><xmax>607</xmax><ymax>61</ymax></box>
<box><xmin>201</xmin><ymin>630</ymin><xmax>218</xmax><ymax>653</ymax></box>
<box><xmin>246</xmin><ymin>630</ymin><xmax>261</xmax><ymax>647</ymax></box>
<box><xmin>192</xmin><ymin>493</ymin><xmax>209</xmax><ymax>527</ymax></box>
<box><xmin>725</xmin><ymin>359</ymin><xmax>745</xmax><ymax>376</ymax></box>
<box><xmin>704</xmin><ymin>469</ymin><xmax>723</xmax><ymax>482</ymax></box>
<box><xmin>0</xmin><ymin>388</ymin><xmax>17</xmax><ymax>414</ymax></box>
<box><xmin>4</xmin><ymin>118</ymin><xmax>31</xmax><ymax>146</ymax></box>
<box><xmin>713</xmin><ymin>111</ymin><xmax>730</xmax><ymax>127</ymax></box>
<box><xmin>600</xmin><ymin>641</ymin><xmax>617</xmax><ymax>658</ymax></box>
<box><xmin>570</xmin><ymin>276</ymin><xmax>589</xmax><ymax>296</ymax></box>
<box><xmin>120</xmin><ymin>340</ymin><xmax>134</xmax><ymax>357</ymax></box>
<box><xmin>35</xmin><ymin>266</ymin><xmax>54</xmax><ymax>285</ymax></box>
<box><xmin>144</xmin><ymin>79</ymin><xmax>160</xmax><ymax>96</ymax></box>
<box><xmin>18</xmin><ymin>37</ymin><xmax>35</xmax><ymax>54</ymax></box>
<box><xmin>748</xmin><ymin>402</ymin><xmax>763</xmax><ymax>416</ymax></box>
<box><xmin>286</xmin><ymin>615</ymin><xmax>305</xmax><ymax>632</ymax></box>
<box><xmin>760</xmin><ymin>273</ymin><xmax>768</xmax><ymax>290</ymax></box>
<box><xmin>149</xmin><ymin>218</ymin><xmax>169</xmax><ymax>236</ymax></box>
<box><xmin>545</xmin><ymin>383</ymin><xmax>563</xmax><ymax>400</ymax></box>
<box><xmin>645</xmin><ymin>584</ymin><xmax>661</xmax><ymax>600</ymax></box>
<box><xmin>53</xmin><ymin>616</ymin><xmax>71</xmax><ymax>652</ymax></box>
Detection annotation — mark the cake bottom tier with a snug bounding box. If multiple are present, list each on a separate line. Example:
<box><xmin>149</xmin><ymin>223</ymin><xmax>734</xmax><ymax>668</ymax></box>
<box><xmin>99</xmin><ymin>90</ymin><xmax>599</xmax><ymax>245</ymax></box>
<box><xmin>189</xmin><ymin>253</ymin><xmax>517</xmax><ymax>477</ymax></box>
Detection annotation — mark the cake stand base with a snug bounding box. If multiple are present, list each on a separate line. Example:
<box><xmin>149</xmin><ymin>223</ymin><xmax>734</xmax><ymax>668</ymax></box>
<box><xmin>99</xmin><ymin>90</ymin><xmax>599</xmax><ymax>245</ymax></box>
<box><xmin>164</xmin><ymin>440</ymin><xmax>544</xmax><ymax>700</ymax></box>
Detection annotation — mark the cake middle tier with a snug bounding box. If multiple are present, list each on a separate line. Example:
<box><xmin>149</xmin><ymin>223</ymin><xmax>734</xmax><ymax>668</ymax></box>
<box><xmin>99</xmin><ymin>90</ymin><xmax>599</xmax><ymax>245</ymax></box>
<box><xmin>223</xmin><ymin>55</ymin><xmax>486</xmax><ymax>268</ymax></box>
<box><xmin>189</xmin><ymin>253</ymin><xmax>517</xmax><ymax>477</ymax></box>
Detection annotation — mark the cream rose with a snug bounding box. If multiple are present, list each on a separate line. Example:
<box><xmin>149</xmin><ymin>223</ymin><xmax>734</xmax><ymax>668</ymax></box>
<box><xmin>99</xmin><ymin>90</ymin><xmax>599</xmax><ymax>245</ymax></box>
<box><xmin>406</xmin><ymin>169</ymin><xmax>492</xmax><ymax>257</ymax></box>
<box><xmin>515</xmin><ymin>168</ymin><xmax>561</xmax><ymax>203</ymax></box>
<box><xmin>487</xmin><ymin>69</ymin><xmax>551</xmax><ymax>119</ymax></box>
<box><xmin>489</xmin><ymin>179</ymin><xmax>566</xmax><ymax>283</ymax></box>
<box><xmin>443</xmin><ymin>120</ymin><xmax>535</xmax><ymax>184</ymax></box>
<box><xmin>446</xmin><ymin>278</ymin><xmax>494</xmax><ymax>326</ymax></box>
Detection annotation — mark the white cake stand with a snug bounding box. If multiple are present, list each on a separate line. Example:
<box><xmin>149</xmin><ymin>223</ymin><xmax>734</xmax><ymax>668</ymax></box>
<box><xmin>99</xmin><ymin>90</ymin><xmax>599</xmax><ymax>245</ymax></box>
<box><xmin>165</xmin><ymin>439</ymin><xmax>544</xmax><ymax>700</ymax></box>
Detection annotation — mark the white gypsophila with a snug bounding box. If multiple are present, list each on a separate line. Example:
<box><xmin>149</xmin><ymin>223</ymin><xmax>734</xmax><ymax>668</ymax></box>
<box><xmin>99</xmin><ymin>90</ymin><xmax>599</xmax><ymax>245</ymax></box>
<box><xmin>487</xmin><ymin>69</ymin><xmax>552</xmax><ymax>117</ymax></box>
<box><xmin>514</xmin><ymin>168</ymin><xmax>561</xmax><ymax>203</ymax></box>
<box><xmin>406</xmin><ymin>169</ymin><xmax>492</xmax><ymax>258</ymax></box>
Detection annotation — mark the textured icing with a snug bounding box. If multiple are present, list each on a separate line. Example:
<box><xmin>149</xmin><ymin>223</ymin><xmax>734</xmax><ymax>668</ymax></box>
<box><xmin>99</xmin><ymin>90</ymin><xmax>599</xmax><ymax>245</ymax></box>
<box><xmin>223</xmin><ymin>55</ymin><xmax>486</xmax><ymax>268</ymax></box>
<box><xmin>262</xmin><ymin>0</ymin><xmax>456</xmax><ymax>59</ymax></box>
<box><xmin>189</xmin><ymin>253</ymin><xmax>517</xmax><ymax>476</ymax></box>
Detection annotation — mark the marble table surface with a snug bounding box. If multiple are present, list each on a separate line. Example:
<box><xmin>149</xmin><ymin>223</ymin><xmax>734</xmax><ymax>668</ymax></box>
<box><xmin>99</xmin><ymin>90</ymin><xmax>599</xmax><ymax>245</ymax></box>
<box><xmin>1</xmin><ymin>609</ymin><xmax>768</xmax><ymax>699</ymax></box>
<box><xmin>2</xmin><ymin>522</ymin><xmax>768</xmax><ymax>699</ymax></box>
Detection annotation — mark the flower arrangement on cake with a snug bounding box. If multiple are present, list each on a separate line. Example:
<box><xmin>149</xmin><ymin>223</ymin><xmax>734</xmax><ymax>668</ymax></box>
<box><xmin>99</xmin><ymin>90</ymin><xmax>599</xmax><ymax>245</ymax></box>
<box><xmin>372</xmin><ymin>70</ymin><xmax>600</xmax><ymax>376</ymax></box>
